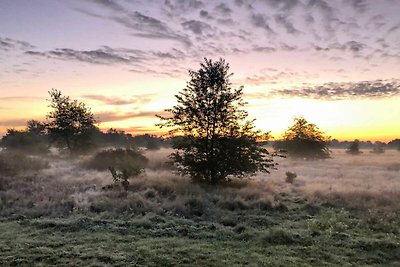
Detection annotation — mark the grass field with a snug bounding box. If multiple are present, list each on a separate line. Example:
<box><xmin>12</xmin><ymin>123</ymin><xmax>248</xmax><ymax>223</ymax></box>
<box><xmin>0</xmin><ymin>148</ymin><xmax>399</xmax><ymax>266</ymax></box>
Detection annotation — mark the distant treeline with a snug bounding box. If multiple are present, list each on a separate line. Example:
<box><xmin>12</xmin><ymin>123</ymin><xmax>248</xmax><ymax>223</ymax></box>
<box><xmin>0</xmin><ymin>124</ymin><xmax>171</xmax><ymax>154</ymax></box>
<box><xmin>270</xmin><ymin>139</ymin><xmax>400</xmax><ymax>149</ymax></box>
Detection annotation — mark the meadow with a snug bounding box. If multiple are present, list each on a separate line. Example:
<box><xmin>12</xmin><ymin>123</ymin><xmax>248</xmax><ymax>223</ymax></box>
<box><xmin>0</xmin><ymin>148</ymin><xmax>399</xmax><ymax>266</ymax></box>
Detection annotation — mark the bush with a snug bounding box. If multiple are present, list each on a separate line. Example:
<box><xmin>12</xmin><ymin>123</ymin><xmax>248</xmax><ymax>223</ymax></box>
<box><xmin>85</xmin><ymin>149</ymin><xmax>148</xmax><ymax>191</ymax></box>
<box><xmin>0</xmin><ymin>129</ymin><xmax>49</xmax><ymax>155</ymax></box>
<box><xmin>275</xmin><ymin>117</ymin><xmax>330</xmax><ymax>159</ymax></box>
<box><xmin>370</xmin><ymin>144</ymin><xmax>385</xmax><ymax>154</ymax></box>
<box><xmin>285</xmin><ymin>171</ymin><xmax>297</xmax><ymax>183</ymax></box>
<box><xmin>84</xmin><ymin>148</ymin><xmax>148</xmax><ymax>171</ymax></box>
<box><xmin>0</xmin><ymin>151</ymin><xmax>49</xmax><ymax>176</ymax></box>
<box><xmin>346</xmin><ymin>139</ymin><xmax>362</xmax><ymax>155</ymax></box>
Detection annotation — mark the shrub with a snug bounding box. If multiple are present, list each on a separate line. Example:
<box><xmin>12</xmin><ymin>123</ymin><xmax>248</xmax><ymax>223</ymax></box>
<box><xmin>370</xmin><ymin>144</ymin><xmax>385</xmax><ymax>154</ymax></box>
<box><xmin>84</xmin><ymin>148</ymin><xmax>148</xmax><ymax>171</ymax></box>
<box><xmin>0</xmin><ymin>129</ymin><xmax>49</xmax><ymax>155</ymax></box>
<box><xmin>346</xmin><ymin>139</ymin><xmax>362</xmax><ymax>155</ymax></box>
<box><xmin>285</xmin><ymin>171</ymin><xmax>297</xmax><ymax>183</ymax></box>
<box><xmin>0</xmin><ymin>151</ymin><xmax>49</xmax><ymax>176</ymax></box>
<box><xmin>275</xmin><ymin>117</ymin><xmax>331</xmax><ymax>159</ymax></box>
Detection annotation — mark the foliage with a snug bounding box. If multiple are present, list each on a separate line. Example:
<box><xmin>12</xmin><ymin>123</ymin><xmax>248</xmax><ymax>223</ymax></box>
<box><xmin>84</xmin><ymin>148</ymin><xmax>148</xmax><ymax>172</ymax></box>
<box><xmin>158</xmin><ymin>58</ymin><xmax>274</xmax><ymax>184</ymax></box>
<box><xmin>346</xmin><ymin>139</ymin><xmax>362</xmax><ymax>155</ymax></box>
<box><xmin>370</xmin><ymin>144</ymin><xmax>385</xmax><ymax>154</ymax></box>
<box><xmin>100</xmin><ymin>128</ymin><xmax>135</xmax><ymax>148</ymax></box>
<box><xmin>132</xmin><ymin>134</ymin><xmax>165</xmax><ymax>150</ymax></box>
<box><xmin>0</xmin><ymin>150</ymin><xmax>49</xmax><ymax>176</ymax></box>
<box><xmin>108</xmin><ymin>167</ymin><xmax>133</xmax><ymax>191</ymax></box>
<box><xmin>46</xmin><ymin>89</ymin><xmax>97</xmax><ymax>153</ymax></box>
<box><xmin>275</xmin><ymin>117</ymin><xmax>331</xmax><ymax>159</ymax></box>
<box><xmin>26</xmin><ymin>120</ymin><xmax>46</xmax><ymax>135</ymax></box>
<box><xmin>0</xmin><ymin>127</ymin><xmax>49</xmax><ymax>154</ymax></box>
<box><xmin>285</xmin><ymin>171</ymin><xmax>297</xmax><ymax>183</ymax></box>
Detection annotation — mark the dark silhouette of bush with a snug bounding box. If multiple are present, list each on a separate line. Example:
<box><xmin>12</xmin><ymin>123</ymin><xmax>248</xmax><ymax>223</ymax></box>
<box><xmin>132</xmin><ymin>134</ymin><xmax>165</xmax><ymax>150</ymax></box>
<box><xmin>84</xmin><ymin>148</ymin><xmax>148</xmax><ymax>173</ymax></box>
<box><xmin>158</xmin><ymin>58</ymin><xmax>275</xmax><ymax>184</ymax></box>
<box><xmin>46</xmin><ymin>89</ymin><xmax>97</xmax><ymax>153</ymax></box>
<box><xmin>285</xmin><ymin>171</ymin><xmax>297</xmax><ymax>183</ymax></box>
<box><xmin>275</xmin><ymin>117</ymin><xmax>331</xmax><ymax>159</ymax></box>
<box><xmin>346</xmin><ymin>139</ymin><xmax>362</xmax><ymax>155</ymax></box>
<box><xmin>370</xmin><ymin>143</ymin><xmax>385</xmax><ymax>154</ymax></box>
<box><xmin>0</xmin><ymin>128</ymin><xmax>49</xmax><ymax>154</ymax></box>
<box><xmin>100</xmin><ymin>128</ymin><xmax>135</xmax><ymax>148</ymax></box>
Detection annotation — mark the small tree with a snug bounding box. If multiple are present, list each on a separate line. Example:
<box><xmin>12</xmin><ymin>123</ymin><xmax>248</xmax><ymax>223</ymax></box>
<box><xmin>46</xmin><ymin>89</ymin><xmax>97</xmax><ymax>153</ymax></box>
<box><xmin>346</xmin><ymin>139</ymin><xmax>362</xmax><ymax>155</ymax></box>
<box><xmin>275</xmin><ymin>117</ymin><xmax>330</xmax><ymax>159</ymax></box>
<box><xmin>158</xmin><ymin>58</ymin><xmax>274</xmax><ymax>184</ymax></box>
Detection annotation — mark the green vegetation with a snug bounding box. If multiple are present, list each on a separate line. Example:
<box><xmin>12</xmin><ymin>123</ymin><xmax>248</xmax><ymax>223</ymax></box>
<box><xmin>275</xmin><ymin>117</ymin><xmax>331</xmax><ymax>159</ymax></box>
<box><xmin>0</xmin><ymin>150</ymin><xmax>49</xmax><ymax>177</ymax></box>
<box><xmin>84</xmin><ymin>148</ymin><xmax>148</xmax><ymax>172</ymax></box>
<box><xmin>1</xmin><ymin>59</ymin><xmax>399</xmax><ymax>266</ymax></box>
<box><xmin>158</xmin><ymin>58</ymin><xmax>274</xmax><ymax>184</ymax></box>
<box><xmin>346</xmin><ymin>139</ymin><xmax>362</xmax><ymax>155</ymax></box>
<box><xmin>46</xmin><ymin>89</ymin><xmax>98</xmax><ymax>153</ymax></box>
<box><xmin>0</xmin><ymin>168</ymin><xmax>399</xmax><ymax>266</ymax></box>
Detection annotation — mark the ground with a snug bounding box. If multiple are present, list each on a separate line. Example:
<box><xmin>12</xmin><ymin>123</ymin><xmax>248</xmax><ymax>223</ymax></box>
<box><xmin>0</xmin><ymin>148</ymin><xmax>399</xmax><ymax>266</ymax></box>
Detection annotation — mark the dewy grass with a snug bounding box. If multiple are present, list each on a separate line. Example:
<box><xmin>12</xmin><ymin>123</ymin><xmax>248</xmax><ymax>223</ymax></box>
<box><xmin>0</xmin><ymin>148</ymin><xmax>399</xmax><ymax>266</ymax></box>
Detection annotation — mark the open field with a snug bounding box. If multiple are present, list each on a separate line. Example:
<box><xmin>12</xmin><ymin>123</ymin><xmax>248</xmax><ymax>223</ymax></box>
<box><xmin>0</xmin><ymin>148</ymin><xmax>399</xmax><ymax>266</ymax></box>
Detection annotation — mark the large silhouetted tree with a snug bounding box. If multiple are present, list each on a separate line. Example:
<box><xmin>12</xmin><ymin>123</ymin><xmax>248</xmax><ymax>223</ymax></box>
<box><xmin>46</xmin><ymin>89</ymin><xmax>97</xmax><ymax>153</ymax></box>
<box><xmin>275</xmin><ymin>117</ymin><xmax>331</xmax><ymax>159</ymax></box>
<box><xmin>158</xmin><ymin>58</ymin><xmax>274</xmax><ymax>184</ymax></box>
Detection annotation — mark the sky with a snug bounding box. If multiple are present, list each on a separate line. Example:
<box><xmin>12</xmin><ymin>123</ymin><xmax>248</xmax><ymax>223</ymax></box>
<box><xmin>0</xmin><ymin>0</ymin><xmax>399</xmax><ymax>142</ymax></box>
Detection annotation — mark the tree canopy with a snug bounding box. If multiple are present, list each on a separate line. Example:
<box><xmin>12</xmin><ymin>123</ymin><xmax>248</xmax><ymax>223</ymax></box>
<box><xmin>275</xmin><ymin>117</ymin><xmax>331</xmax><ymax>159</ymax></box>
<box><xmin>158</xmin><ymin>58</ymin><xmax>274</xmax><ymax>184</ymax></box>
<box><xmin>46</xmin><ymin>89</ymin><xmax>97</xmax><ymax>153</ymax></box>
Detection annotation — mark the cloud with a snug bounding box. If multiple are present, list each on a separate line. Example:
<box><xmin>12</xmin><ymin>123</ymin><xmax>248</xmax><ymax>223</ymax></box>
<box><xmin>24</xmin><ymin>45</ymin><xmax>186</xmax><ymax>67</ymax></box>
<box><xmin>164</xmin><ymin>0</ymin><xmax>203</xmax><ymax>15</ymax></box>
<box><xmin>313</xmin><ymin>41</ymin><xmax>367</xmax><ymax>53</ymax></box>
<box><xmin>199</xmin><ymin>10</ymin><xmax>213</xmax><ymax>19</ymax></box>
<box><xmin>273</xmin><ymin>79</ymin><xmax>400</xmax><ymax>99</ymax></box>
<box><xmin>215</xmin><ymin>3</ymin><xmax>232</xmax><ymax>16</ymax></box>
<box><xmin>253</xmin><ymin>46</ymin><xmax>276</xmax><ymax>53</ymax></box>
<box><xmin>274</xmin><ymin>14</ymin><xmax>301</xmax><ymax>34</ymax></box>
<box><xmin>95</xmin><ymin>110</ymin><xmax>169</xmax><ymax>122</ymax></box>
<box><xmin>307</xmin><ymin>0</ymin><xmax>334</xmax><ymax>17</ymax></box>
<box><xmin>347</xmin><ymin>0</ymin><xmax>368</xmax><ymax>13</ymax></box>
<box><xmin>0</xmin><ymin>37</ymin><xmax>35</xmax><ymax>52</ymax></box>
<box><xmin>25</xmin><ymin>46</ymin><xmax>143</xmax><ymax>65</ymax></box>
<box><xmin>77</xmin><ymin>1</ymin><xmax>191</xmax><ymax>45</ymax></box>
<box><xmin>262</xmin><ymin>0</ymin><xmax>300</xmax><ymax>11</ymax></box>
<box><xmin>181</xmin><ymin>20</ymin><xmax>212</xmax><ymax>35</ymax></box>
<box><xmin>251</xmin><ymin>13</ymin><xmax>275</xmax><ymax>33</ymax></box>
<box><xmin>0</xmin><ymin>118</ymin><xmax>31</xmax><ymax>127</ymax></box>
<box><xmin>0</xmin><ymin>96</ymin><xmax>44</xmax><ymax>101</ymax></box>
<box><xmin>82</xmin><ymin>94</ymin><xmax>153</xmax><ymax>105</ymax></box>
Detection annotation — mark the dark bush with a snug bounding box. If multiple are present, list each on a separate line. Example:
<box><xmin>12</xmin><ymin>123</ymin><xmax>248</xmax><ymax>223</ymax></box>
<box><xmin>0</xmin><ymin>129</ymin><xmax>49</xmax><ymax>155</ymax></box>
<box><xmin>84</xmin><ymin>148</ymin><xmax>148</xmax><ymax>171</ymax></box>
<box><xmin>285</xmin><ymin>171</ymin><xmax>297</xmax><ymax>183</ymax></box>
<box><xmin>275</xmin><ymin>117</ymin><xmax>330</xmax><ymax>159</ymax></box>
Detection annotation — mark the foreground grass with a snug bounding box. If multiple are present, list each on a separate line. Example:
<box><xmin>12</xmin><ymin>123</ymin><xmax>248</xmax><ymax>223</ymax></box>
<box><xmin>1</xmin><ymin>149</ymin><xmax>399</xmax><ymax>266</ymax></box>
<box><xmin>1</xmin><ymin>199</ymin><xmax>399</xmax><ymax>266</ymax></box>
